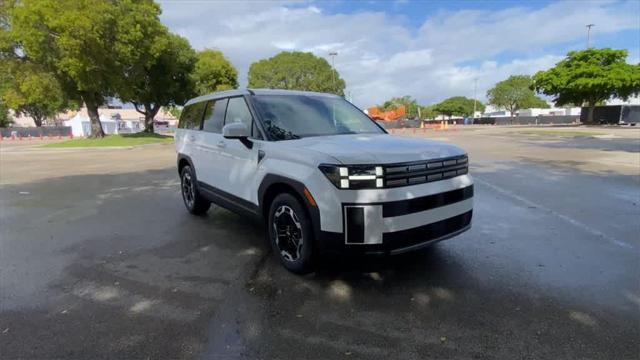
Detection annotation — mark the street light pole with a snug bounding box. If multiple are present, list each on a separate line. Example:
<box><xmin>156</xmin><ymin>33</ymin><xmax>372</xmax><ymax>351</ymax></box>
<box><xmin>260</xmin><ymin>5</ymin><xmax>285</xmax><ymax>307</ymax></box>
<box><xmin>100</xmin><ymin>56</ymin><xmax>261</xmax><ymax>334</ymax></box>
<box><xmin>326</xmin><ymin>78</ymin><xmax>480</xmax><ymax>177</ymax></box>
<box><xmin>473</xmin><ymin>78</ymin><xmax>478</xmax><ymax>119</ymax></box>
<box><xmin>329</xmin><ymin>51</ymin><xmax>338</xmax><ymax>92</ymax></box>
<box><xmin>586</xmin><ymin>24</ymin><xmax>595</xmax><ymax>48</ymax></box>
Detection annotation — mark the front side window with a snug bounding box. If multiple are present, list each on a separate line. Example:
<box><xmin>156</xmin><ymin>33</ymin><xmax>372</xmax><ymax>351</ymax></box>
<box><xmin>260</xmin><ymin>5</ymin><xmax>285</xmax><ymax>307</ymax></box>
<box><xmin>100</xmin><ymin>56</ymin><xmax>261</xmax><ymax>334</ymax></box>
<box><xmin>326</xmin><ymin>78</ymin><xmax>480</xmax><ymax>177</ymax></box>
<box><xmin>225</xmin><ymin>97</ymin><xmax>252</xmax><ymax>129</ymax></box>
<box><xmin>202</xmin><ymin>98</ymin><xmax>228</xmax><ymax>133</ymax></box>
<box><xmin>251</xmin><ymin>95</ymin><xmax>383</xmax><ymax>140</ymax></box>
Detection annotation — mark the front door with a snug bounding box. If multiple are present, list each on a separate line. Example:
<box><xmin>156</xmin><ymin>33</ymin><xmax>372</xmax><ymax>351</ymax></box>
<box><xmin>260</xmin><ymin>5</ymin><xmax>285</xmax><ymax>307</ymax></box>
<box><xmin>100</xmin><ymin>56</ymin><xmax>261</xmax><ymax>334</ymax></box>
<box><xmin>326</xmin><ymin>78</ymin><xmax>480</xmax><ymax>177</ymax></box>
<box><xmin>217</xmin><ymin>96</ymin><xmax>262</xmax><ymax>205</ymax></box>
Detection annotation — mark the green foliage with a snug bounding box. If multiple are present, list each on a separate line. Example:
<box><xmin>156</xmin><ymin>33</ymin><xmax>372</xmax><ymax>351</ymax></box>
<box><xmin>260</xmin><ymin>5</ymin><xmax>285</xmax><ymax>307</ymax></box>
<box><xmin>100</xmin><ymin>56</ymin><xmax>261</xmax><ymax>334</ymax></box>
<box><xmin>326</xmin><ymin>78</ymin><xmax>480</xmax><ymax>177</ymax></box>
<box><xmin>532</xmin><ymin>48</ymin><xmax>640</xmax><ymax>122</ymax></box>
<box><xmin>0</xmin><ymin>0</ymin><xmax>17</xmax><ymax>60</ymax></box>
<box><xmin>10</xmin><ymin>0</ymin><xmax>167</xmax><ymax>137</ymax></box>
<box><xmin>487</xmin><ymin>75</ymin><xmax>549</xmax><ymax>116</ymax></box>
<box><xmin>433</xmin><ymin>96</ymin><xmax>484</xmax><ymax>118</ymax></box>
<box><xmin>191</xmin><ymin>49</ymin><xmax>238</xmax><ymax>96</ymax></box>
<box><xmin>419</xmin><ymin>105</ymin><xmax>437</xmax><ymax>120</ymax></box>
<box><xmin>378</xmin><ymin>96</ymin><xmax>419</xmax><ymax>118</ymax></box>
<box><xmin>164</xmin><ymin>105</ymin><xmax>183</xmax><ymax>120</ymax></box>
<box><xmin>1</xmin><ymin>61</ymin><xmax>70</xmax><ymax>126</ymax></box>
<box><xmin>524</xmin><ymin>95</ymin><xmax>550</xmax><ymax>109</ymax></box>
<box><xmin>0</xmin><ymin>99</ymin><xmax>13</xmax><ymax>127</ymax></box>
<box><xmin>12</xmin><ymin>0</ymin><xmax>118</xmax><ymax>101</ymax></box>
<box><xmin>120</xmin><ymin>31</ymin><xmax>197</xmax><ymax>132</ymax></box>
<box><xmin>248</xmin><ymin>51</ymin><xmax>345</xmax><ymax>96</ymax></box>
<box><xmin>43</xmin><ymin>133</ymin><xmax>173</xmax><ymax>148</ymax></box>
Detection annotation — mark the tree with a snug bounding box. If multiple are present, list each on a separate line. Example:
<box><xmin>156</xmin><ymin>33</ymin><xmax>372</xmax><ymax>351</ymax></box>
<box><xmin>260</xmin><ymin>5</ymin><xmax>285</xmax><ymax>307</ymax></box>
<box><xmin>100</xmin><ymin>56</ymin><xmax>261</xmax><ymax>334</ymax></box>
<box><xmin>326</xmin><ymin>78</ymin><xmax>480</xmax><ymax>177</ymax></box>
<box><xmin>419</xmin><ymin>105</ymin><xmax>437</xmax><ymax>120</ymax></box>
<box><xmin>191</xmin><ymin>49</ymin><xmax>238</xmax><ymax>96</ymax></box>
<box><xmin>164</xmin><ymin>106</ymin><xmax>183</xmax><ymax>121</ymax></box>
<box><xmin>433</xmin><ymin>96</ymin><xmax>484</xmax><ymax>119</ymax></box>
<box><xmin>378</xmin><ymin>96</ymin><xmax>419</xmax><ymax>118</ymax></box>
<box><xmin>2</xmin><ymin>62</ymin><xmax>70</xmax><ymax>126</ymax></box>
<box><xmin>0</xmin><ymin>100</ymin><xmax>12</xmax><ymax>127</ymax></box>
<box><xmin>533</xmin><ymin>48</ymin><xmax>640</xmax><ymax>123</ymax></box>
<box><xmin>487</xmin><ymin>75</ymin><xmax>549</xmax><ymax>117</ymax></box>
<box><xmin>0</xmin><ymin>0</ymin><xmax>16</xmax><ymax>59</ymax></box>
<box><xmin>248</xmin><ymin>51</ymin><xmax>346</xmax><ymax>95</ymax></box>
<box><xmin>120</xmin><ymin>31</ymin><xmax>197</xmax><ymax>133</ymax></box>
<box><xmin>10</xmin><ymin>0</ymin><xmax>165</xmax><ymax>137</ymax></box>
<box><xmin>524</xmin><ymin>95</ymin><xmax>550</xmax><ymax>109</ymax></box>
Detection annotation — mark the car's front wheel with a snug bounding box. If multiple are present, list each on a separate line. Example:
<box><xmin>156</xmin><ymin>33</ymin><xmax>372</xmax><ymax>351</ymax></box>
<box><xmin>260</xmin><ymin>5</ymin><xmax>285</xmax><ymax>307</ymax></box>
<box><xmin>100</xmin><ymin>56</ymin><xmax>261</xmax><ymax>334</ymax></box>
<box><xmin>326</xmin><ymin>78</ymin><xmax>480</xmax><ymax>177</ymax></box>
<box><xmin>268</xmin><ymin>193</ymin><xmax>315</xmax><ymax>274</ymax></box>
<box><xmin>180</xmin><ymin>165</ymin><xmax>211</xmax><ymax>215</ymax></box>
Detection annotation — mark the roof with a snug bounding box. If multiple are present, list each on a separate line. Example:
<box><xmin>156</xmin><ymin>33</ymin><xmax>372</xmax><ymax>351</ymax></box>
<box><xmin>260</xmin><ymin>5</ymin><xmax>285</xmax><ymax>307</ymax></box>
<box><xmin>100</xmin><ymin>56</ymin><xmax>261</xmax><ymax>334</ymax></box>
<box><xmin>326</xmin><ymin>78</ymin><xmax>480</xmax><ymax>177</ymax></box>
<box><xmin>184</xmin><ymin>88</ymin><xmax>341</xmax><ymax>106</ymax></box>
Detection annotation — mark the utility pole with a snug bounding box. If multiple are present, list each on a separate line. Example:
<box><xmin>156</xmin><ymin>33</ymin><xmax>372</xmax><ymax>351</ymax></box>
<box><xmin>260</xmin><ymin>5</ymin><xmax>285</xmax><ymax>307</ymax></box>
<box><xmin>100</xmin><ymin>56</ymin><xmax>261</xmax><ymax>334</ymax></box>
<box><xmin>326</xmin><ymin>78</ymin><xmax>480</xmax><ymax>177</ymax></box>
<box><xmin>586</xmin><ymin>24</ymin><xmax>595</xmax><ymax>48</ymax></box>
<box><xmin>473</xmin><ymin>78</ymin><xmax>478</xmax><ymax>119</ymax></box>
<box><xmin>329</xmin><ymin>51</ymin><xmax>338</xmax><ymax>92</ymax></box>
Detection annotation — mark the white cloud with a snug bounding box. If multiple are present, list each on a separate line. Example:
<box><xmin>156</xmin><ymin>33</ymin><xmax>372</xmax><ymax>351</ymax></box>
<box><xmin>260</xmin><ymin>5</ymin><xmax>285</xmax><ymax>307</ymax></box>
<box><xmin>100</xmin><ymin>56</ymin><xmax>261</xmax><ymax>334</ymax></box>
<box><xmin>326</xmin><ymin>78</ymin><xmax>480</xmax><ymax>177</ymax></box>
<box><xmin>158</xmin><ymin>0</ymin><xmax>638</xmax><ymax>107</ymax></box>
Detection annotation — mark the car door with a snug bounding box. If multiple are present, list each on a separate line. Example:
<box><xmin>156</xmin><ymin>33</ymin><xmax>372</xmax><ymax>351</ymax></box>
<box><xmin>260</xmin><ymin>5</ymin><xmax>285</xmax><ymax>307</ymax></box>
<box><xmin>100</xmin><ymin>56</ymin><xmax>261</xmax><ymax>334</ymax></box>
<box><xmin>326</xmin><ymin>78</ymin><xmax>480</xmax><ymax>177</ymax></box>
<box><xmin>217</xmin><ymin>96</ymin><xmax>262</xmax><ymax>203</ymax></box>
<box><xmin>177</xmin><ymin>101</ymin><xmax>207</xmax><ymax>177</ymax></box>
<box><xmin>195</xmin><ymin>98</ymin><xmax>228</xmax><ymax>189</ymax></box>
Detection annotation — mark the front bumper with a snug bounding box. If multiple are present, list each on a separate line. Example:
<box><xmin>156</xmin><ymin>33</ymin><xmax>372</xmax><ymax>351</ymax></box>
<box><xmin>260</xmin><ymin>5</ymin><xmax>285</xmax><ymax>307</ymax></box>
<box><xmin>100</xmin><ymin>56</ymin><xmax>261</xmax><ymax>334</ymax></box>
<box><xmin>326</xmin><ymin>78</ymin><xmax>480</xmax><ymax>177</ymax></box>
<box><xmin>318</xmin><ymin>210</ymin><xmax>472</xmax><ymax>255</ymax></box>
<box><xmin>312</xmin><ymin>176</ymin><xmax>474</xmax><ymax>255</ymax></box>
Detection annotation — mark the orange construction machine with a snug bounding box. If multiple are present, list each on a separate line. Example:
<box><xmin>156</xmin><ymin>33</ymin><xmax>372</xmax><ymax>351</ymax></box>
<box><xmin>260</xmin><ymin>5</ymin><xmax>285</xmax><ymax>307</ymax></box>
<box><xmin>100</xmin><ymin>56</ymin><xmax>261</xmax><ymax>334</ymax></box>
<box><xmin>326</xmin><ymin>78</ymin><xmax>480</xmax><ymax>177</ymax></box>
<box><xmin>367</xmin><ymin>105</ymin><xmax>406</xmax><ymax>121</ymax></box>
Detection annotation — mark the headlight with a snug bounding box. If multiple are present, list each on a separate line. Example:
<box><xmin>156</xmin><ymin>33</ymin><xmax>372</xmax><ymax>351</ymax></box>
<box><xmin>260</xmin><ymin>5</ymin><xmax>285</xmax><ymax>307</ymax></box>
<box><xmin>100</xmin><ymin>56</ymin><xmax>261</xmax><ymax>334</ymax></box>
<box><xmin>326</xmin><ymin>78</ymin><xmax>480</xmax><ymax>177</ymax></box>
<box><xmin>319</xmin><ymin>164</ymin><xmax>384</xmax><ymax>189</ymax></box>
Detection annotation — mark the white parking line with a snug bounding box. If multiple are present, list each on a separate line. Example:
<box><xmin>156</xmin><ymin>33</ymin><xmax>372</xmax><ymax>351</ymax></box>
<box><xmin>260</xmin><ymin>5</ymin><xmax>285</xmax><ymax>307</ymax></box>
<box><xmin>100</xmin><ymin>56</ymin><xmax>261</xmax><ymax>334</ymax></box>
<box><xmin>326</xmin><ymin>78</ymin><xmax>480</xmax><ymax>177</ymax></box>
<box><xmin>474</xmin><ymin>176</ymin><xmax>635</xmax><ymax>250</ymax></box>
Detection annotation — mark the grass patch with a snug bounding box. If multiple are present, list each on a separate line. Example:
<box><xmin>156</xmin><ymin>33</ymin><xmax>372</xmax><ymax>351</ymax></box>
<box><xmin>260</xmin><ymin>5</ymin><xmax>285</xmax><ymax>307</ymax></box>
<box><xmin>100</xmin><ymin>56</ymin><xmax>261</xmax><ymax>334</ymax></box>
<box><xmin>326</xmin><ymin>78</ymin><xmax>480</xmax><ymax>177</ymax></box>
<box><xmin>516</xmin><ymin>130</ymin><xmax>606</xmax><ymax>138</ymax></box>
<box><xmin>43</xmin><ymin>133</ymin><xmax>174</xmax><ymax>148</ymax></box>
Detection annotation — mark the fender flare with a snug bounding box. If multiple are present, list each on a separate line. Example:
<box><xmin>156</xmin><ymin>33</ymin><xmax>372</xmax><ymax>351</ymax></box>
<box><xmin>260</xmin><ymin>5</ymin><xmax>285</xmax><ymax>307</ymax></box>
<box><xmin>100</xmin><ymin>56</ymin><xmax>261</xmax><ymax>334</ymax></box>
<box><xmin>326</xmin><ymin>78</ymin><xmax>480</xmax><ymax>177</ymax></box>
<box><xmin>177</xmin><ymin>154</ymin><xmax>195</xmax><ymax>175</ymax></box>
<box><xmin>258</xmin><ymin>174</ymin><xmax>322</xmax><ymax>243</ymax></box>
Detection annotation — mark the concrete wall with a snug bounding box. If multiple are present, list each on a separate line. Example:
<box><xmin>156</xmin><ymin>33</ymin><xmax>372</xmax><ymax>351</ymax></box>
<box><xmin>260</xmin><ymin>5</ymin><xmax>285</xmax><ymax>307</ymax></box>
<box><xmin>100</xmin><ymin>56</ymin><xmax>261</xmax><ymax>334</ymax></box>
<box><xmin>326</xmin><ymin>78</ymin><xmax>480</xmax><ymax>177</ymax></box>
<box><xmin>473</xmin><ymin>115</ymin><xmax>580</xmax><ymax>125</ymax></box>
<box><xmin>0</xmin><ymin>126</ymin><xmax>72</xmax><ymax>137</ymax></box>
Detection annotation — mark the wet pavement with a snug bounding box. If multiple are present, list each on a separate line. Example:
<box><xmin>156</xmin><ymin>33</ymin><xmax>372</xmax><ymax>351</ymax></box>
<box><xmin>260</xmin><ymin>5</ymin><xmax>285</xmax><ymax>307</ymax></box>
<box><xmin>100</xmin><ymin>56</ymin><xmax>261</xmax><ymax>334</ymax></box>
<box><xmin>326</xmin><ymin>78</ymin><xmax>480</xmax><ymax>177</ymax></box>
<box><xmin>1</xmin><ymin>128</ymin><xmax>639</xmax><ymax>359</ymax></box>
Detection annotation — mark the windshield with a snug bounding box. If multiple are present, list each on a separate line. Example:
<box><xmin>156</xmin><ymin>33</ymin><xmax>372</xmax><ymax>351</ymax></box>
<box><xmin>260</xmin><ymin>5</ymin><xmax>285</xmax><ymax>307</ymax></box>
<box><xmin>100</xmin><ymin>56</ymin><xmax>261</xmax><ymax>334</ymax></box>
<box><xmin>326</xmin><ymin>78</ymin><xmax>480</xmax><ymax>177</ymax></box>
<box><xmin>252</xmin><ymin>95</ymin><xmax>384</xmax><ymax>140</ymax></box>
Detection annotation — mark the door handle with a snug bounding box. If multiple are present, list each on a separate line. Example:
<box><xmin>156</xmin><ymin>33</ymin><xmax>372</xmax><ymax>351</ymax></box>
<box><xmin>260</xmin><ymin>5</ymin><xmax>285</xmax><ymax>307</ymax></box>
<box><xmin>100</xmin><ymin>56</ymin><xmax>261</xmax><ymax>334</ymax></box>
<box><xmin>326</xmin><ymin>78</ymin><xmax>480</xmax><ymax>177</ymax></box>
<box><xmin>216</xmin><ymin>141</ymin><xmax>226</xmax><ymax>148</ymax></box>
<box><xmin>188</xmin><ymin>135</ymin><xmax>196</xmax><ymax>142</ymax></box>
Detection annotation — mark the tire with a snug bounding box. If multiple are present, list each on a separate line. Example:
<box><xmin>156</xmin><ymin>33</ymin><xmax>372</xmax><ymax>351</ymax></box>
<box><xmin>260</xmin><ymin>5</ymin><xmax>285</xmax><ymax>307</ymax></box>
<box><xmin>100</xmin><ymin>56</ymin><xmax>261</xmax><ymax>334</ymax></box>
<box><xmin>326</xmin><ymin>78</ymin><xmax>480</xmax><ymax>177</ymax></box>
<box><xmin>268</xmin><ymin>193</ymin><xmax>315</xmax><ymax>274</ymax></box>
<box><xmin>180</xmin><ymin>165</ymin><xmax>211</xmax><ymax>215</ymax></box>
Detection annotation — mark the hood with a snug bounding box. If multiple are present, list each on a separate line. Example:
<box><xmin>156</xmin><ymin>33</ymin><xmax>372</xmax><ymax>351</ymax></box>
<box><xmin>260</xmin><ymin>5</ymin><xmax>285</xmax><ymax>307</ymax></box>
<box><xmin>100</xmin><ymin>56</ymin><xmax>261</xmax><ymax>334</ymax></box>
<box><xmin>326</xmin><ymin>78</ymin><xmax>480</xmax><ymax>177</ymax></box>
<box><xmin>280</xmin><ymin>133</ymin><xmax>466</xmax><ymax>164</ymax></box>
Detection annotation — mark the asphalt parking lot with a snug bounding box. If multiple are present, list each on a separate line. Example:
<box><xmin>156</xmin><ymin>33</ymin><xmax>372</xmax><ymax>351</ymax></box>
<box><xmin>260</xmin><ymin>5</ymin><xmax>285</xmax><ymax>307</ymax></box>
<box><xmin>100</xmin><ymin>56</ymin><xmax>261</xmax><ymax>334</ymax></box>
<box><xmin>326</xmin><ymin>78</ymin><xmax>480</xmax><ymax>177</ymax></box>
<box><xmin>1</xmin><ymin>126</ymin><xmax>639</xmax><ymax>359</ymax></box>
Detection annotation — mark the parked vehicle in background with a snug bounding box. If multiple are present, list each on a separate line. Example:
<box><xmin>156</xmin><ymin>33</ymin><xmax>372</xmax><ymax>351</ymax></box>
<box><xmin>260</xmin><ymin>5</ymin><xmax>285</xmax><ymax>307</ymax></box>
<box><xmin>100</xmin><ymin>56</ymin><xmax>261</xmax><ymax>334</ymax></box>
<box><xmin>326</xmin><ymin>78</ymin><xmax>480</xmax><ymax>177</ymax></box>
<box><xmin>175</xmin><ymin>89</ymin><xmax>473</xmax><ymax>273</ymax></box>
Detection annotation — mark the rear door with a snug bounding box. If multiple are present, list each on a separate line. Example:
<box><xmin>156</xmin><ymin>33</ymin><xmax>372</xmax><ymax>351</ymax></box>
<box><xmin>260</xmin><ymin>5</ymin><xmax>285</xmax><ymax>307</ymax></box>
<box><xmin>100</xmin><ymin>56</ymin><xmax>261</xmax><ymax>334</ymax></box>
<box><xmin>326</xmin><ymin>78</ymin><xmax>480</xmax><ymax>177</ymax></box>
<box><xmin>217</xmin><ymin>96</ymin><xmax>263</xmax><ymax>203</ymax></box>
<box><xmin>195</xmin><ymin>98</ymin><xmax>228</xmax><ymax>188</ymax></box>
<box><xmin>176</xmin><ymin>101</ymin><xmax>206</xmax><ymax>174</ymax></box>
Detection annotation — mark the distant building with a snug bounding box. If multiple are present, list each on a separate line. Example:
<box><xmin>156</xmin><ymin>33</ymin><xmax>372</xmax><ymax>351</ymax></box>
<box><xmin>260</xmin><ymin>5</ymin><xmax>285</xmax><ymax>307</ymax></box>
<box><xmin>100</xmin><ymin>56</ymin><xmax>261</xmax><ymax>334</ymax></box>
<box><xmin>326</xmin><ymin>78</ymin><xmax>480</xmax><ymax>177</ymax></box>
<box><xmin>483</xmin><ymin>109</ymin><xmax>510</xmax><ymax>118</ymax></box>
<box><xmin>8</xmin><ymin>106</ymin><xmax>178</xmax><ymax>131</ymax></box>
<box><xmin>482</xmin><ymin>103</ymin><xmax>581</xmax><ymax>118</ymax></box>
<box><xmin>518</xmin><ymin>107</ymin><xmax>581</xmax><ymax>117</ymax></box>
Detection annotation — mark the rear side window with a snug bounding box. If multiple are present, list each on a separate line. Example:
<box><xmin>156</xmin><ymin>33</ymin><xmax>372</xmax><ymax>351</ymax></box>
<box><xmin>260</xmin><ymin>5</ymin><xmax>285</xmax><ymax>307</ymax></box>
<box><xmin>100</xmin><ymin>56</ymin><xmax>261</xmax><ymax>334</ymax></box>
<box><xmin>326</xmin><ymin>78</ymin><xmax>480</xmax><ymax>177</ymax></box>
<box><xmin>202</xmin><ymin>98</ymin><xmax>228</xmax><ymax>133</ymax></box>
<box><xmin>178</xmin><ymin>102</ymin><xmax>206</xmax><ymax>130</ymax></box>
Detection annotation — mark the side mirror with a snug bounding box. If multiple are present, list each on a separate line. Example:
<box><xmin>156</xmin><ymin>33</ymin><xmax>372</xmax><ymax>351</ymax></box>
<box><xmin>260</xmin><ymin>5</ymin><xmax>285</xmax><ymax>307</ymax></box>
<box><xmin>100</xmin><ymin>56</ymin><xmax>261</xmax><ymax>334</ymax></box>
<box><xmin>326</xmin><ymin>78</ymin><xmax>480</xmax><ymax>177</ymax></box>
<box><xmin>222</xmin><ymin>122</ymin><xmax>253</xmax><ymax>149</ymax></box>
<box><xmin>222</xmin><ymin>122</ymin><xmax>250</xmax><ymax>139</ymax></box>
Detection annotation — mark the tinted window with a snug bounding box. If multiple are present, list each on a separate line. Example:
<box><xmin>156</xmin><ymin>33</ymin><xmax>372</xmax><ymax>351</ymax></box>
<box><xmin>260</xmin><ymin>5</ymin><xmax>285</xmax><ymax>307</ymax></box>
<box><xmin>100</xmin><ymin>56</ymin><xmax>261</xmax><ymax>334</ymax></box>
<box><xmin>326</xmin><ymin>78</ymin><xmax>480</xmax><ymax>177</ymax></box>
<box><xmin>178</xmin><ymin>102</ymin><xmax>206</xmax><ymax>130</ymax></box>
<box><xmin>252</xmin><ymin>95</ymin><xmax>383</xmax><ymax>140</ymax></box>
<box><xmin>202</xmin><ymin>98</ymin><xmax>228</xmax><ymax>133</ymax></box>
<box><xmin>225</xmin><ymin>97</ymin><xmax>258</xmax><ymax>138</ymax></box>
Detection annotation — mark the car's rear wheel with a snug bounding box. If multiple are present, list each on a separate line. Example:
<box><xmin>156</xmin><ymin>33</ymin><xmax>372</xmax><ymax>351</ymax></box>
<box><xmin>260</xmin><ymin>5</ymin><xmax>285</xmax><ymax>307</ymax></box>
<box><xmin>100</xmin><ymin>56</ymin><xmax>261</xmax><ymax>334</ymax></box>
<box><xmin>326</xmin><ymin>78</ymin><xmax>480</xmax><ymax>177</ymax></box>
<box><xmin>180</xmin><ymin>165</ymin><xmax>210</xmax><ymax>215</ymax></box>
<box><xmin>268</xmin><ymin>193</ymin><xmax>315</xmax><ymax>274</ymax></box>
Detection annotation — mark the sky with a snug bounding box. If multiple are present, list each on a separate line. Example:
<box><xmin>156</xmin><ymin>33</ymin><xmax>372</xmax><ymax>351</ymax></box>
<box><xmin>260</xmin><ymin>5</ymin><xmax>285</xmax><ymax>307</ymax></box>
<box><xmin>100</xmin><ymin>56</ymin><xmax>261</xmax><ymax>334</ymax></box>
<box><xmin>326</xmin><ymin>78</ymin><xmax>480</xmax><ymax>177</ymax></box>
<box><xmin>158</xmin><ymin>0</ymin><xmax>640</xmax><ymax>108</ymax></box>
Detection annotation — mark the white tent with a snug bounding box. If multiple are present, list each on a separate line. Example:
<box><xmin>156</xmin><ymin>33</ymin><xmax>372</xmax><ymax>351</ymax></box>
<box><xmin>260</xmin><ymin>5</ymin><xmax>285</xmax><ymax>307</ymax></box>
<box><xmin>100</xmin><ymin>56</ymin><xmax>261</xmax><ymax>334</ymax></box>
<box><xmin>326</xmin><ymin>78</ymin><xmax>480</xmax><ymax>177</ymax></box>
<box><xmin>64</xmin><ymin>114</ymin><xmax>118</xmax><ymax>137</ymax></box>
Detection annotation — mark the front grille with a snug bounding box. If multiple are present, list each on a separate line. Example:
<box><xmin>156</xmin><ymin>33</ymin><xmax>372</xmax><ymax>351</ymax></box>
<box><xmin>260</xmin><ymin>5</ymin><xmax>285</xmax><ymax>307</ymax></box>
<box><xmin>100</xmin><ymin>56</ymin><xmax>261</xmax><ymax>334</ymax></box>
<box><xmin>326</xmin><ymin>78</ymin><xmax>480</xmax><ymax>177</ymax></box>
<box><xmin>383</xmin><ymin>155</ymin><xmax>468</xmax><ymax>188</ymax></box>
<box><xmin>382</xmin><ymin>210</ymin><xmax>472</xmax><ymax>248</ymax></box>
<box><xmin>382</xmin><ymin>185</ymin><xmax>474</xmax><ymax>218</ymax></box>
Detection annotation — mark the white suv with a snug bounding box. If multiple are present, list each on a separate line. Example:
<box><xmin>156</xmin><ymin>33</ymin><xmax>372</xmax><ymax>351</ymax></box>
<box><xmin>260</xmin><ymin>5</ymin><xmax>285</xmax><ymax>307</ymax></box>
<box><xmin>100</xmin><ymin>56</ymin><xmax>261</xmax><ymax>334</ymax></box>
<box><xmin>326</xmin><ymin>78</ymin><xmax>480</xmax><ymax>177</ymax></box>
<box><xmin>175</xmin><ymin>89</ymin><xmax>473</xmax><ymax>273</ymax></box>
